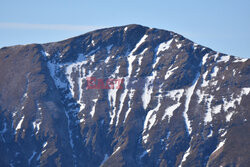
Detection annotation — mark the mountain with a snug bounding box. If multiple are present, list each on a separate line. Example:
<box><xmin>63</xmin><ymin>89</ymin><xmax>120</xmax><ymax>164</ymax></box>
<box><xmin>0</xmin><ymin>24</ymin><xmax>250</xmax><ymax>167</ymax></box>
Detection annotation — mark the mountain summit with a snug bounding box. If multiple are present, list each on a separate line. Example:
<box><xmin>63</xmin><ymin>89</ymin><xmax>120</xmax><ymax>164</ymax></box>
<box><xmin>0</xmin><ymin>24</ymin><xmax>250</xmax><ymax>167</ymax></box>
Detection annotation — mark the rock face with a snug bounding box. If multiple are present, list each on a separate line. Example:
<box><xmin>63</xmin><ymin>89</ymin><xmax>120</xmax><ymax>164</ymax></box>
<box><xmin>0</xmin><ymin>24</ymin><xmax>250</xmax><ymax>167</ymax></box>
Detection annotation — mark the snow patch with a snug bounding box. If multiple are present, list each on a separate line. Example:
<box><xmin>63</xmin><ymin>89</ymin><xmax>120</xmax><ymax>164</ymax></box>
<box><xmin>226</xmin><ymin>112</ymin><xmax>233</xmax><ymax>122</ymax></box>
<box><xmin>32</xmin><ymin>120</ymin><xmax>41</xmax><ymax>135</ymax></box>
<box><xmin>123</xmin><ymin>89</ymin><xmax>135</xmax><ymax>123</ymax></box>
<box><xmin>90</xmin><ymin>99</ymin><xmax>98</xmax><ymax>118</ymax></box>
<box><xmin>176</xmin><ymin>43</ymin><xmax>182</xmax><ymax>49</ymax></box>
<box><xmin>165</xmin><ymin>66</ymin><xmax>178</xmax><ymax>80</ymax></box>
<box><xmin>179</xmin><ymin>146</ymin><xmax>191</xmax><ymax>167</ymax></box>
<box><xmin>162</xmin><ymin>103</ymin><xmax>181</xmax><ymax>122</ymax></box>
<box><xmin>162</xmin><ymin>89</ymin><xmax>184</xmax><ymax>122</ymax></box>
<box><xmin>217</xmin><ymin>55</ymin><xmax>230</xmax><ymax>63</ymax></box>
<box><xmin>211</xmin><ymin>139</ymin><xmax>226</xmax><ymax>155</ymax></box>
<box><xmin>183</xmin><ymin>73</ymin><xmax>200</xmax><ymax>135</ymax></box>
<box><xmin>142</xmin><ymin>71</ymin><xmax>157</xmax><ymax>110</ymax></box>
<box><xmin>211</xmin><ymin>66</ymin><xmax>219</xmax><ymax>78</ymax></box>
<box><xmin>112</xmin><ymin>146</ymin><xmax>121</xmax><ymax>155</ymax></box>
<box><xmin>233</xmin><ymin>58</ymin><xmax>248</xmax><ymax>63</ymax></box>
<box><xmin>124</xmin><ymin>26</ymin><xmax>128</xmax><ymax>32</ymax></box>
<box><xmin>131</xmin><ymin>34</ymin><xmax>148</xmax><ymax>54</ymax></box>
<box><xmin>116</xmin><ymin>89</ymin><xmax>128</xmax><ymax>126</ymax></box>
<box><xmin>156</xmin><ymin>39</ymin><xmax>173</xmax><ymax>55</ymax></box>
<box><xmin>202</xmin><ymin>53</ymin><xmax>209</xmax><ymax>65</ymax></box>
<box><xmin>16</xmin><ymin>116</ymin><xmax>24</xmax><ymax>131</ymax></box>
<box><xmin>207</xmin><ymin>130</ymin><xmax>213</xmax><ymax>138</ymax></box>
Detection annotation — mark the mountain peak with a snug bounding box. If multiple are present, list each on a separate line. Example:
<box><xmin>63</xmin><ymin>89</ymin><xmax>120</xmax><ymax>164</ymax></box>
<box><xmin>0</xmin><ymin>25</ymin><xmax>249</xmax><ymax>167</ymax></box>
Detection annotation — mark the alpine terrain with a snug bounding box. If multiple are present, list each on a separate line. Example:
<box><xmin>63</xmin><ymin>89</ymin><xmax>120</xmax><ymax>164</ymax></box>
<box><xmin>0</xmin><ymin>24</ymin><xmax>250</xmax><ymax>167</ymax></box>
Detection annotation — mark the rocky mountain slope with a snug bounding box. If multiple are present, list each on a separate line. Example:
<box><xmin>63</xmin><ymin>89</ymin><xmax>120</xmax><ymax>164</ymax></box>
<box><xmin>0</xmin><ymin>24</ymin><xmax>250</xmax><ymax>167</ymax></box>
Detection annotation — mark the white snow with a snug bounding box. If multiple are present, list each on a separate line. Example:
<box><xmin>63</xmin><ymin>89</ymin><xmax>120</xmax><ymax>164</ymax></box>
<box><xmin>90</xmin><ymin>54</ymin><xmax>95</xmax><ymax>62</ymax></box>
<box><xmin>165</xmin><ymin>66</ymin><xmax>178</xmax><ymax>80</ymax></box>
<box><xmin>221</xmin><ymin>130</ymin><xmax>227</xmax><ymax>137</ymax></box>
<box><xmin>143</xmin><ymin>91</ymin><xmax>163</xmax><ymax>143</ymax></box>
<box><xmin>212</xmin><ymin>105</ymin><xmax>222</xmax><ymax>114</ymax></box>
<box><xmin>167</xmin><ymin>89</ymin><xmax>184</xmax><ymax>101</ymax></box>
<box><xmin>127</xmin><ymin>55</ymin><xmax>136</xmax><ymax>77</ymax></box>
<box><xmin>104</xmin><ymin>56</ymin><xmax>111</xmax><ymax>64</ymax></box>
<box><xmin>242</xmin><ymin>88</ymin><xmax>250</xmax><ymax>95</ymax></box>
<box><xmin>233</xmin><ymin>58</ymin><xmax>248</xmax><ymax>63</ymax></box>
<box><xmin>47</xmin><ymin>62</ymin><xmax>67</xmax><ymax>89</ymax></box>
<box><xmin>23</xmin><ymin>93</ymin><xmax>28</xmax><ymax>98</ymax></box>
<box><xmin>123</xmin><ymin>89</ymin><xmax>135</xmax><ymax>123</ymax></box>
<box><xmin>207</xmin><ymin>130</ymin><xmax>213</xmax><ymax>138</ymax></box>
<box><xmin>124</xmin><ymin>26</ymin><xmax>128</xmax><ymax>32</ymax></box>
<box><xmin>143</xmin><ymin>110</ymin><xmax>155</xmax><ymax>134</ymax></box>
<box><xmin>211</xmin><ymin>80</ymin><xmax>218</xmax><ymax>86</ymax></box>
<box><xmin>32</xmin><ymin>120</ymin><xmax>41</xmax><ymax>135</ymax></box>
<box><xmin>47</xmin><ymin>55</ymin><xmax>85</xmax><ymax>159</ymax></box>
<box><xmin>226</xmin><ymin>112</ymin><xmax>233</xmax><ymax>122</ymax></box>
<box><xmin>147</xmin><ymin>113</ymin><xmax>157</xmax><ymax>131</ymax></box>
<box><xmin>202</xmin><ymin>53</ymin><xmax>209</xmax><ymax>65</ymax></box>
<box><xmin>204</xmin><ymin>96</ymin><xmax>214</xmax><ymax>124</ymax></box>
<box><xmin>16</xmin><ymin>116</ymin><xmax>24</xmax><ymax>131</ymax></box>
<box><xmin>79</xmin><ymin>118</ymin><xmax>85</xmax><ymax>123</ymax></box>
<box><xmin>126</xmin><ymin>35</ymin><xmax>148</xmax><ymax>77</ymax></box>
<box><xmin>196</xmin><ymin>89</ymin><xmax>205</xmax><ymax>103</ymax></box>
<box><xmin>193</xmin><ymin>43</ymin><xmax>198</xmax><ymax>50</ymax></box>
<box><xmin>183</xmin><ymin>73</ymin><xmax>200</xmax><ymax>135</ymax></box>
<box><xmin>156</xmin><ymin>39</ymin><xmax>173</xmax><ymax>55</ymax></box>
<box><xmin>142</xmin><ymin>134</ymin><xmax>149</xmax><ymax>143</ymax></box>
<box><xmin>131</xmin><ymin>34</ymin><xmax>148</xmax><ymax>54</ymax></box>
<box><xmin>223</xmin><ymin>87</ymin><xmax>250</xmax><ymax>112</ymax></box>
<box><xmin>176</xmin><ymin>43</ymin><xmax>182</xmax><ymax>49</ymax></box>
<box><xmin>211</xmin><ymin>66</ymin><xmax>219</xmax><ymax>78</ymax></box>
<box><xmin>112</xmin><ymin>146</ymin><xmax>121</xmax><ymax>155</ymax></box>
<box><xmin>90</xmin><ymin>99</ymin><xmax>98</xmax><ymax>118</ymax></box>
<box><xmin>116</xmin><ymin>89</ymin><xmax>128</xmax><ymax>126</ymax></box>
<box><xmin>213</xmin><ymin>53</ymin><xmax>220</xmax><ymax>61</ymax></box>
<box><xmin>152</xmin><ymin>57</ymin><xmax>160</xmax><ymax>69</ymax></box>
<box><xmin>64</xmin><ymin>54</ymin><xmax>88</xmax><ymax>99</ymax></box>
<box><xmin>91</xmin><ymin>40</ymin><xmax>95</xmax><ymax>46</ymax></box>
<box><xmin>41</xmin><ymin>51</ymin><xmax>50</xmax><ymax>57</ymax></box>
<box><xmin>217</xmin><ymin>55</ymin><xmax>230</xmax><ymax>63</ymax></box>
<box><xmin>179</xmin><ymin>146</ymin><xmax>191</xmax><ymax>167</ymax></box>
<box><xmin>114</xmin><ymin>65</ymin><xmax>120</xmax><ymax>75</ymax></box>
<box><xmin>204</xmin><ymin>111</ymin><xmax>212</xmax><ymax>124</ymax></box>
<box><xmin>162</xmin><ymin>89</ymin><xmax>184</xmax><ymax>122</ymax></box>
<box><xmin>108</xmin><ymin>88</ymin><xmax>118</xmax><ymax>125</ymax></box>
<box><xmin>140</xmin><ymin>48</ymin><xmax>148</xmax><ymax>55</ymax></box>
<box><xmin>162</xmin><ymin>103</ymin><xmax>181</xmax><ymax>122</ymax></box>
<box><xmin>108</xmin><ymin>67</ymin><xmax>122</xmax><ymax>125</ymax></box>
<box><xmin>43</xmin><ymin>141</ymin><xmax>48</xmax><ymax>148</ymax></box>
<box><xmin>201</xmin><ymin>71</ymin><xmax>209</xmax><ymax>87</ymax></box>
<box><xmin>211</xmin><ymin>139</ymin><xmax>226</xmax><ymax>155</ymax></box>
<box><xmin>142</xmin><ymin>71</ymin><xmax>157</xmax><ymax>110</ymax></box>
<box><xmin>136</xmin><ymin>48</ymin><xmax>148</xmax><ymax>75</ymax></box>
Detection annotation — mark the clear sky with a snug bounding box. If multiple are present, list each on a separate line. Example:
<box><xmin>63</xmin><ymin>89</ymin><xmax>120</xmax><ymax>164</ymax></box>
<box><xmin>1</xmin><ymin>0</ymin><xmax>250</xmax><ymax>58</ymax></box>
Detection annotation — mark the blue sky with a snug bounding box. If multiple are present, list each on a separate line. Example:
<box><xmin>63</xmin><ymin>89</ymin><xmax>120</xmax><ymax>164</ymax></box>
<box><xmin>1</xmin><ymin>0</ymin><xmax>249</xmax><ymax>58</ymax></box>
